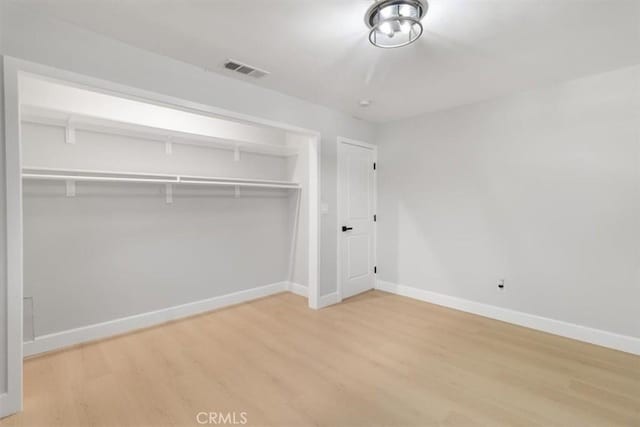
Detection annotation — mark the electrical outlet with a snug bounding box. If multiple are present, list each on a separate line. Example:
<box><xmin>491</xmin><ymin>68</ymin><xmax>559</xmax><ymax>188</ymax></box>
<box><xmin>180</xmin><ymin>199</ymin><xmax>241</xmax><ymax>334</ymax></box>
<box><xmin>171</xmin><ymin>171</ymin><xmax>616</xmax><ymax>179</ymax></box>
<box><xmin>498</xmin><ymin>279</ymin><xmax>505</xmax><ymax>290</ymax></box>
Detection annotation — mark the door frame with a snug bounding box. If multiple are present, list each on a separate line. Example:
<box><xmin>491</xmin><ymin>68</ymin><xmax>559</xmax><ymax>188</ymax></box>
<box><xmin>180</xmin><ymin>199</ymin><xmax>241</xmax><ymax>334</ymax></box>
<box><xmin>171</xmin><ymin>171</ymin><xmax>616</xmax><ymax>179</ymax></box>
<box><xmin>335</xmin><ymin>136</ymin><xmax>377</xmax><ymax>303</ymax></box>
<box><xmin>1</xmin><ymin>56</ymin><xmax>322</xmax><ymax>417</ymax></box>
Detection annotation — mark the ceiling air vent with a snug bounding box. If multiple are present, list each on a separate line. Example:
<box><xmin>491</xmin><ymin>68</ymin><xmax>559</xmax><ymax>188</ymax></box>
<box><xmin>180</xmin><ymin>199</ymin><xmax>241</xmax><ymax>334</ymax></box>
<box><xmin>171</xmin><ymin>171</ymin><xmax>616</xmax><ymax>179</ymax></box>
<box><xmin>223</xmin><ymin>60</ymin><xmax>269</xmax><ymax>79</ymax></box>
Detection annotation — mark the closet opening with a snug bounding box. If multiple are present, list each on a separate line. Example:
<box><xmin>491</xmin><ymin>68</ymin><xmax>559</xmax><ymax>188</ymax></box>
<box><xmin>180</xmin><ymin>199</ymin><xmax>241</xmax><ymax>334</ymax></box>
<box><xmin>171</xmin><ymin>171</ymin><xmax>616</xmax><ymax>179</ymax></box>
<box><xmin>2</xmin><ymin>57</ymin><xmax>320</xmax><ymax>414</ymax></box>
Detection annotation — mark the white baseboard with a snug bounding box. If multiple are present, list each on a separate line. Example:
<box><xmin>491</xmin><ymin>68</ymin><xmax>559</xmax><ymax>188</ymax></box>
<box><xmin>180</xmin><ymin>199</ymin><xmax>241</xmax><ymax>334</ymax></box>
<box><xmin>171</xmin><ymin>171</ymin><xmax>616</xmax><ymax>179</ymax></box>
<box><xmin>0</xmin><ymin>391</ymin><xmax>21</xmax><ymax>419</ymax></box>
<box><xmin>287</xmin><ymin>282</ymin><xmax>338</xmax><ymax>309</ymax></box>
<box><xmin>376</xmin><ymin>280</ymin><xmax>640</xmax><ymax>356</ymax></box>
<box><xmin>318</xmin><ymin>292</ymin><xmax>339</xmax><ymax>309</ymax></box>
<box><xmin>288</xmin><ymin>282</ymin><xmax>308</xmax><ymax>297</ymax></box>
<box><xmin>23</xmin><ymin>281</ymin><xmax>289</xmax><ymax>357</ymax></box>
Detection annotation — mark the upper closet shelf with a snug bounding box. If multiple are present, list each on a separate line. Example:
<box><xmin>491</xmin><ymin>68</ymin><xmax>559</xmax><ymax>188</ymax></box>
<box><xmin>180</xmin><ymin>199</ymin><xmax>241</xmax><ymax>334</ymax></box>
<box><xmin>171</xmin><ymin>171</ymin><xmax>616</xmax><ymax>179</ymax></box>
<box><xmin>21</xmin><ymin>106</ymin><xmax>299</xmax><ymax>158</ymax></box>
<box><xmin>22</xmin><ymin>167</ymin><xmax>301</xmax><ymax>190</ymax></box>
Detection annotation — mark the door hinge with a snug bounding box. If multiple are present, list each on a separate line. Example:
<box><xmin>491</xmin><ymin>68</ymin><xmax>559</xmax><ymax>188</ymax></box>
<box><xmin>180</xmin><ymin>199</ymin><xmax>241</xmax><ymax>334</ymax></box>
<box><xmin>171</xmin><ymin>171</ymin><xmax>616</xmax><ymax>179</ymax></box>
<box><xmin>374</xmin><ymin>266</ymin><xmax>377</xmax><ymax>274</ymax></box>
<box><xmin>373</xmin><ymin>214</ymin><xmax>377</xmax><ymax>222</ymax></box>
<box><xmin>373</xmin><ymin>162</ymin><xmax>377</xmax><ymax>170</ymax></box>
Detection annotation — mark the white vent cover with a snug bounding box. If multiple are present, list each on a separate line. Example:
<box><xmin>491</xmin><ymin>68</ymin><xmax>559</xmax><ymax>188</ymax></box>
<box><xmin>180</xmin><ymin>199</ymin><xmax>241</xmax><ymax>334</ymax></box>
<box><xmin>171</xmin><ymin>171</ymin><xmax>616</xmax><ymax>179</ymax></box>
<box><xmin>223</xmin><ymin>60</ymin><xmax>270</xmax><ymax>78</ymax></box>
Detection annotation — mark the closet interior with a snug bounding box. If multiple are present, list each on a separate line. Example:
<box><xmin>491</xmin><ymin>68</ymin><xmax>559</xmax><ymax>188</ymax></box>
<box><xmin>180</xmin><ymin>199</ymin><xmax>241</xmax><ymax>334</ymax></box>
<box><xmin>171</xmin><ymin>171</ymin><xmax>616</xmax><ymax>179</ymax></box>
<box><xmin>19</xmin><ymin>74</ymin><xmax>316</xmax><ymax>354</ymax></box>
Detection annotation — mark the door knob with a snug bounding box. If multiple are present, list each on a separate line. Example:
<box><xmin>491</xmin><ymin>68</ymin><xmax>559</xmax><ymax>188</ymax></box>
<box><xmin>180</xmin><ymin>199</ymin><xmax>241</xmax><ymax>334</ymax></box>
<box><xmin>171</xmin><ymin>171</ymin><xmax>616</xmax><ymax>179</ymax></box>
<box><xmin>342</xmin><ymin>226</ymin><xmax>353</xmax><ymax>232</ymax></box>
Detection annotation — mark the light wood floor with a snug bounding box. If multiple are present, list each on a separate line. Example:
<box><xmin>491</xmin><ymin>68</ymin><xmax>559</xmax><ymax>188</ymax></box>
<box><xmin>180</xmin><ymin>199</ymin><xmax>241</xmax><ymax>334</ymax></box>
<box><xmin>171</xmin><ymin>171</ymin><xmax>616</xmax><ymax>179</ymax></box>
<box><xmin>2</xmin><ymin>290</ymin><xmax>639</xmax><ymax>427</ymax></box>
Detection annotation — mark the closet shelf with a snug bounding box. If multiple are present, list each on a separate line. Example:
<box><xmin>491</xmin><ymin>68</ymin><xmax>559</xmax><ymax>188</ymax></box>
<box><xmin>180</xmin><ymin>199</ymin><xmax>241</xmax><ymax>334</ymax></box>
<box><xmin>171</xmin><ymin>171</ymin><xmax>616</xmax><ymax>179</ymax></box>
<box><xmin>21</xmin><ymin>106</ymin><xmax>299</xmax><ymax>158</ymax></box>
<box><xmin>22</xmin><ymin>167</ymin><xmax>301</xmax><ymax>190</ymax></box>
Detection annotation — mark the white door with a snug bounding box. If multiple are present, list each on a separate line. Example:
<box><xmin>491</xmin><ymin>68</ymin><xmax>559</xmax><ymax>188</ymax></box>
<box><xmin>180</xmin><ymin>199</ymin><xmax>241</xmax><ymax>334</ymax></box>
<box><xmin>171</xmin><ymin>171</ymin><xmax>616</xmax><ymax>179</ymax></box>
<box><xmin>338</xmin><ymin>139</ymin><xmax>376</xmax><ymax>300</ymax></box>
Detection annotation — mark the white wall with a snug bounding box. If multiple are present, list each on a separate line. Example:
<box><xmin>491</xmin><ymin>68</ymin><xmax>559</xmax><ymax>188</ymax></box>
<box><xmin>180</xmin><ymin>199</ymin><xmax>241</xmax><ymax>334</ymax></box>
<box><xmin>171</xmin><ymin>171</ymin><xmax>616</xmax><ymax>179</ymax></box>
<box><xmin>287</xmin><ymin>133</ymin><xmax>311</xmax><ymax>287</ymax></box>
<box><xmin>21</xmin><ymin>121</ymin><xmax>296</xmax><ymax>337</ymax></box>
<box><xmin>378</xmin><ymin>64</ymin><xmax>640</xmax><ymax>339</ymax></box>
<box><xmin>20</xmin><ymin>75</ymin><xmax>288</xmax><ymax>148</ymax></box>
<box><xmin>23</xmin><ymin>182</ymin><xmax>293</xmax><ymax>336</ymax></box>
<box><xmin>21</xmin><ymin>123</ymin><xmax>290</xmax><ymax>182</ymax></box>
<box><xmin>0</xmin><ymin>0</ymin><xmax>375</xmax><ymax>299</ymax></box>
<box><xmin>0</xmin><ymin>55</ymin><xmax>7</xmax><ymax>395</ymax></box>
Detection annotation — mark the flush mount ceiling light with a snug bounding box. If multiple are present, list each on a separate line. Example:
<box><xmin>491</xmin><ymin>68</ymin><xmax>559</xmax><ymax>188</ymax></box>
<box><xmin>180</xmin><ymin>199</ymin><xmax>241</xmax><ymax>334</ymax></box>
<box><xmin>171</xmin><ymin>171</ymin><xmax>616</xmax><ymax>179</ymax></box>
<box><xmin>365</xmin><ymin>0</ymin><xmax>428</xmax><ymax>48</ymax></box>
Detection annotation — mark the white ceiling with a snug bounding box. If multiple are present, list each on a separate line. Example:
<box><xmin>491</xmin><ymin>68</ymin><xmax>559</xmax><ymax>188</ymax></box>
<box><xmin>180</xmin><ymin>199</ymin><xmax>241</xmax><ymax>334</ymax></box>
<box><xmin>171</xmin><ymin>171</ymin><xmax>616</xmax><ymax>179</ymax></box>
<box><xmin>19</xmin><ymin>0</ymin><xmax>640</xmax><ymax>123</ymax></box>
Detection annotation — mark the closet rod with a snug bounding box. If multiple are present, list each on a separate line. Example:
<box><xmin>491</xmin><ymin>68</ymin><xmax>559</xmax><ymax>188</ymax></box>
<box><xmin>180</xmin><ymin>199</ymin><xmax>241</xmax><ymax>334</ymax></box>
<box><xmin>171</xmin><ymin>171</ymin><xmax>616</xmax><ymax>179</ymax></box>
<box><xmin>23</xmin><ymin>167</ymin><xmax>298</xmax><ymax>186</ymax></box>
<box><xmin>22</xmin><ymin>174</ymin><xmax>178</xmax><ymax>184</ymax></box>
<box><xmin>22</xmin><ymin>166</ymin><xmax>177</xmax><ymax>180</ymax></box>
<box><xmin>22</xmin><ymin>173</ymin><xmax>301</xmax><ymax>189</ymax></box>
<box><xmin>178</xmin><ymin>180</ymin><xmax>300</xmax><ymax>189</ymax></box>
<box><xmin>179</xmin><ymin>173</ymin><xmax>296</xmax><ymax>186</ymax></box>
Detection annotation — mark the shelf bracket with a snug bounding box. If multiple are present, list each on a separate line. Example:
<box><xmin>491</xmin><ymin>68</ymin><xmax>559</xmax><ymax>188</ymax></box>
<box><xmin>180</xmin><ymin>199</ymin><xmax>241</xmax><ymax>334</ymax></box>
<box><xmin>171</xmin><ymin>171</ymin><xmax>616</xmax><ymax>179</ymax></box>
<box><xmin>234</xmin><ymin>185</ymin><xmax>241</xmax><ymax>198</ymax></box>
<box><xmin>65</xmin><ymin>180</ymin><xmax>76</xmax><ymax>197</ymax></box>
<box><xmin>165</xmin><ymin>137</ymin><xmax>173</xmax><ymax>155</ymax></box>
<box><xmin>234</xmin><ymin>145</ymin><xmax>241</xmax><ymax>162</ymax></box>
<box><xmin>165</xmin><ymin>184</ymin><xmax>173</xmax><ymax>204</ymax></box>
<box><xmin>65</xmin><ymin>119</ymin><xmax>76</xmax><ymax>144</ymax></box>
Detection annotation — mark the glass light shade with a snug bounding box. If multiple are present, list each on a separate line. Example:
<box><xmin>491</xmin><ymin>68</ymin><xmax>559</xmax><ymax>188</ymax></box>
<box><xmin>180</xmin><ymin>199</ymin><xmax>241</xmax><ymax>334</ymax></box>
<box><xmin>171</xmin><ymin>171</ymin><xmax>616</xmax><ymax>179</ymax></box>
<box><xmin>365</xmin><ymin>0</ymin><xmax>428</xmax><ymax>48</ymax></box>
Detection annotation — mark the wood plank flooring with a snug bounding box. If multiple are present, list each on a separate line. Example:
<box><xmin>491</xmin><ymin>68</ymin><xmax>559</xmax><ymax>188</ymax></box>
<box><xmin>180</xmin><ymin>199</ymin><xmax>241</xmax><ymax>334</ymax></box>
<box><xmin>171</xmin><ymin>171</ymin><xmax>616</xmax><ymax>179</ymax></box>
<box><xmin>2</xmin><ymin>290</ymin><xmax>639</xmax><ymax>427</ymax></box>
